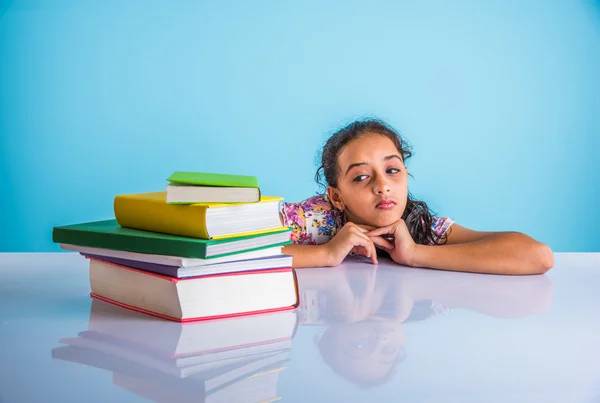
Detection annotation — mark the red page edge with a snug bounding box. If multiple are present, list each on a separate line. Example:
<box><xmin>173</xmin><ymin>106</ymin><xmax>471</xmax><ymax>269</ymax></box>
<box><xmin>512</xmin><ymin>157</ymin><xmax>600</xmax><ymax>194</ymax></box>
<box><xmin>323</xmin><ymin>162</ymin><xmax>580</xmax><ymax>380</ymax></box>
<box><xmin>90</xmin><ymin>293</ymin><xmax>298</xmax><ymax>323</ymax></box>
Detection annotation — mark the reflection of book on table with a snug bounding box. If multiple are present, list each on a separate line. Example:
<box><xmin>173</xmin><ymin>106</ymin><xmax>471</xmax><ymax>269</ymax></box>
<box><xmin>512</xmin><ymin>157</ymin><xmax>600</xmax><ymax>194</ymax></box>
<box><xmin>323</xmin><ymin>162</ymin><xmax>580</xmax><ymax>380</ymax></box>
<box><xmin>52</xmin><ymin>310</ymin><xmax>295</xmax><ymax>377</ymax></box>
<box><xmin>57</xmin><ymin>332</ymin><xmax>289</xmax><ymax>378</ymax></box>
<box><xmin>113</xmin><ymin>363</ymin><xmax>285</xmax><ymax>403</ymax></box>
<box><xmin>52</xmin><ymin>345</ymin><xmax>287</xmax><ymax>403</ymax></box>
<box><xmin>85</xmin><ymin>298</ymin><xmax>298</xmax><ymax>358</ymax></box>
<box><xmin>297</xmin><ymin>289</ymin><xmax>331</xmax><ymax>326</ymax></box>
<box><xmin>51</xmin><ymin>298</ymin><xmax>294</xmax><ymax>402</ymax></box>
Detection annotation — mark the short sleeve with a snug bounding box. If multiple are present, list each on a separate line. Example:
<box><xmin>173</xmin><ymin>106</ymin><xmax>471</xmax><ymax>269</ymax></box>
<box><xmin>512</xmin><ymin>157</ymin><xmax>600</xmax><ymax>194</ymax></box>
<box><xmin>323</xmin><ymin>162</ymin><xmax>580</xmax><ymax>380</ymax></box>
<box><xmin>280</xmin><ymin>194</ymin><xmax>346</xmax><ymax>245</ymax></box>
<box><xmin>431</xmin><ymin>216</ymin><xmax>454</xmax><ymax>245</ymax></box>
<box><xmin>280</xmin><ymin>200</ymin><xmax>312</xmax><ymax>244</ymax></box>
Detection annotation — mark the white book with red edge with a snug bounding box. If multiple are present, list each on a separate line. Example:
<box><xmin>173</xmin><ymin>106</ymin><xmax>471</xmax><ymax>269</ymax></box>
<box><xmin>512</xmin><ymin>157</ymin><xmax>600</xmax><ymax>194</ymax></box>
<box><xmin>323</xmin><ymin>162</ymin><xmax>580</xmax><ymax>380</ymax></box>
<box><xmin>87</xmin><ymin>257</ymin><xmax>299</xmax><ymax>323</ymax></box>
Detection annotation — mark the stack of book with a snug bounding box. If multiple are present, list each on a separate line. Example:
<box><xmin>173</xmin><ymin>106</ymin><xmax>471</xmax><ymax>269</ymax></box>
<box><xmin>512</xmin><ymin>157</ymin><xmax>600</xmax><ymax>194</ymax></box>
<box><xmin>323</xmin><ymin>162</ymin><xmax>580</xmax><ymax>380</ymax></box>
<box><xmin>52</xmin><ymin>171</ymin><xmax>299</xmax><ymax>322</ymax></box>
<box><xmin>52</xmin><ymin>298</ymin><xmax>297</xmax><ymax>403</ymax></box>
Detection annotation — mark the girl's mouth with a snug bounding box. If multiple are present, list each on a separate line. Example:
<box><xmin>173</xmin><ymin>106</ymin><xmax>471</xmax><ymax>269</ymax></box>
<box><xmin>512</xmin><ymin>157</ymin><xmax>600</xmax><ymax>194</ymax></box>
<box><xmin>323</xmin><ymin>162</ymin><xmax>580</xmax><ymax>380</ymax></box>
<box><xmin>376</xmin><ymin>200</ymin><xmax>396</xmax><ymax>210</ymax></box>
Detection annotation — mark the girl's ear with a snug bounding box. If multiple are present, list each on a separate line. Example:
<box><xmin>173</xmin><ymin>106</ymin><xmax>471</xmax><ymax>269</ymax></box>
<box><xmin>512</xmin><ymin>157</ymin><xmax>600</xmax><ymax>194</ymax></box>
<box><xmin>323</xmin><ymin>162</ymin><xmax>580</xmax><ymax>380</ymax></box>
<box><xmin>327</xmin><ymin>186</ymin><xmax>345</xmax><ymax>211</ymax></box>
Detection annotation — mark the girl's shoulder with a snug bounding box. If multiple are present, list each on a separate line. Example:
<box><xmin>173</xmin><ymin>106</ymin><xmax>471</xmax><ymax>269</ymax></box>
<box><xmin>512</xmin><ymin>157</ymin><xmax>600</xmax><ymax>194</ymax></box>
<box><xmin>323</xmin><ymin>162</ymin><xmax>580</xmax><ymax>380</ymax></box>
<box><xmin>280</xmin><ymin>194</ymin><xmax>346</xmax><ymax>245</ymax></box>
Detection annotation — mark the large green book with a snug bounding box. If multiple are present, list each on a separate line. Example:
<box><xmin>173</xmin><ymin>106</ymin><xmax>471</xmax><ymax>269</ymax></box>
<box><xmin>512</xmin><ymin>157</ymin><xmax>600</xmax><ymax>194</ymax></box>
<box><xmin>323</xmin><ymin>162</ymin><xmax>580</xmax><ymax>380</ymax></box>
<box><xmin>167</xmin><ymin>171</ymin><xmax>259</xmax><ymax>188</ymax></box>
<box><xmin>52</xmin><ymin>220</ymin><xmax>292</xmax><ymax>259</ymax></box>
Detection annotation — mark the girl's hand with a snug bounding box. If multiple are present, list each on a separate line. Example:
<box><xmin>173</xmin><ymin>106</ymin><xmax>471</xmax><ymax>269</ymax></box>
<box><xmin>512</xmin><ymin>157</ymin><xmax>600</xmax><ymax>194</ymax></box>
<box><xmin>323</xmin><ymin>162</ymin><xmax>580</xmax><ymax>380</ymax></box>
<box><xmin>331</xmin><ymin>263</ymin><xmax>378</xmax><ymax>322</ymax></box>
<box><xmin>367</xmin><ymin>220</ymin><xmax>418</xmax><ymax>267</ymax></box>
<box><xmin>324</xmin><ymin>222</ymin><xmax>380</xmax><ymax>266</ymax></box>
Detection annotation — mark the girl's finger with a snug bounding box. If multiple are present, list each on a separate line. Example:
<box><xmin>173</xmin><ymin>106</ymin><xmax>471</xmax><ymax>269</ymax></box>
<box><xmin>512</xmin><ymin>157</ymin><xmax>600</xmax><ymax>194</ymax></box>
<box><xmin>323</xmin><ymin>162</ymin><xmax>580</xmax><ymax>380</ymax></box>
<box><xmin>349</xmin><ymin>235</ymin><xmax>368</xmax><ymax>256</ymax></box>
<box><xmin>351</xmin><ymin>234</ymin><xmax>378</xmax><ymax>264</ymax></box>
<box><xmin>361</xmin><ymin>234</ymin><xmax>380</xmax><ymax>264</ymax></box>
<box><xmin>351</xmin><ymin>226</ymin><xmax>378</xmax><ymax>246</ymax></box>
<box><xmin>371</xmin><ymin>236</ymin><xmax>394</xmax><ymax>250</ymax></box>
<box><xmin>369</xmin><ymin>241</ymin><xmax>378</xmax><ymax>265</ymax></box>
<box><xmin>366</xmin><ymin>225</ymin><xmax>394</xmax><ymax>237</ymax></box>
<box><xmin>350</xmin><ymin>245</ymin><xmax>366</xmax><ymax>256</ymax></box>
<box><xmin>359</xmin><ymin>234</ymin><xmax>378</xmax><ymax>265</ymax></box>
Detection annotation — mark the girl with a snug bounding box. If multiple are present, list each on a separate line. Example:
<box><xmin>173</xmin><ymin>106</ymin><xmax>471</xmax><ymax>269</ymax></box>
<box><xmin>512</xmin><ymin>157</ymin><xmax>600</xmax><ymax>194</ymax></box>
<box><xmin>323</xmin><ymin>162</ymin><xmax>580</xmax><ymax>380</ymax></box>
<box><xmin>280</xmin><ymin>119</ymin><xmax>554</xmax><ymax>275</ymax></box>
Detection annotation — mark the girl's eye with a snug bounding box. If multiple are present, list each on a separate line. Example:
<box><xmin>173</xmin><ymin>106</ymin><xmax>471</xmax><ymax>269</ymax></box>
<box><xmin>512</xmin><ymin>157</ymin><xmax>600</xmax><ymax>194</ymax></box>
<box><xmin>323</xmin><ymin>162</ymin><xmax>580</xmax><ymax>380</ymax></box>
<box><xmin>353</xmin><ymin>175</ymin><xmax>369</xmax><ymax>182</ymax></box>
<box><xmin>387</xmin><ymin>168</ymin><xmax>400</xmax><ymax>174</ymax></box>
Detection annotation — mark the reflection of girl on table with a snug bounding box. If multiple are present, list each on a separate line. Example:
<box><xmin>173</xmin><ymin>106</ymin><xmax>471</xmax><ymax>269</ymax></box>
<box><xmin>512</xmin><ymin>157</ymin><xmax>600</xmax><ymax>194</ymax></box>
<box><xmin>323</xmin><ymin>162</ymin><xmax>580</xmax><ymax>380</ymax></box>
<box><xmin>281</xmin><ymin>119</ymin><xmax>554</xmax><ymax>274</ymax></box>
<box><xmin>296</xmin><ymin>264</ymin><xmax>553</xmax><ymax>386</ymax></box>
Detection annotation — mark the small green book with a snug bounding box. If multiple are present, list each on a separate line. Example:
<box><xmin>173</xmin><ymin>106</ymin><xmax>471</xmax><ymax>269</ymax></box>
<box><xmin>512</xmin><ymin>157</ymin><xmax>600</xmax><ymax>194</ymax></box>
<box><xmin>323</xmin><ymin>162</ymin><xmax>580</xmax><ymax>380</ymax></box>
<box><xmin>167</xmin><ymin>171</ymin><xmax>259</xmax><ymax>188</ymax></box>
<box><xmin>52</xmin><ymin>220</ymin><xmax>291</xmax><ymax>259</ymax></box>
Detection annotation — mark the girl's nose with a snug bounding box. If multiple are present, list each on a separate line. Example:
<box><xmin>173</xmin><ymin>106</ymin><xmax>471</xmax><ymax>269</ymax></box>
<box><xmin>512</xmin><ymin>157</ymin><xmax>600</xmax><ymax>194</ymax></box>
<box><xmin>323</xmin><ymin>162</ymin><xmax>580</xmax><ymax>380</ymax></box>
<box><xmin>373</xmin><ymin>176</ymin><xmax>391</xmax><ymax>194</ymax></box>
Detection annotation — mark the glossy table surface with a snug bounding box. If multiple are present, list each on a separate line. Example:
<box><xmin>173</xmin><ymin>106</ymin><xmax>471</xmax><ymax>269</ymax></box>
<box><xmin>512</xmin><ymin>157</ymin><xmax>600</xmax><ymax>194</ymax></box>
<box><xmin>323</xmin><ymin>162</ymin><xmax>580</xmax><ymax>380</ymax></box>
<box><xmin>0</xmin><ymin>252</ymin><xmax>599</xmax><ymax>403</ymax></box>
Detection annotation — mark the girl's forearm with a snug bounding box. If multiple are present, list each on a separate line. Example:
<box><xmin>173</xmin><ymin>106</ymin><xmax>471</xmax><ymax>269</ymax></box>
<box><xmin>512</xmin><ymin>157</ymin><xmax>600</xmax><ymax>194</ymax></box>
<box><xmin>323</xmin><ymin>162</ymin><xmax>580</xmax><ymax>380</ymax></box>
<box><xmin>282</xmin><ymin>243</ymin><xmax>332</xmax><ymax>268</ymax></box>
<box><xmin>411</xmin><ymin>232</ymin><xmax>554</xmax><ymax>275</ymax></box>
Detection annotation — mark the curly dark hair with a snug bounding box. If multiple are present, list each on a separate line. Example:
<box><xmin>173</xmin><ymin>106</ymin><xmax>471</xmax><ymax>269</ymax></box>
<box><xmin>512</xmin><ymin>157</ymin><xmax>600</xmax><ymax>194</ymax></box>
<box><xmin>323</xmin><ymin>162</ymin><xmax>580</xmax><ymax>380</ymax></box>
<box><xmin>315</xmin><ymin>118</ymin><xmax>447</xmax><ymax>246</ymax></box>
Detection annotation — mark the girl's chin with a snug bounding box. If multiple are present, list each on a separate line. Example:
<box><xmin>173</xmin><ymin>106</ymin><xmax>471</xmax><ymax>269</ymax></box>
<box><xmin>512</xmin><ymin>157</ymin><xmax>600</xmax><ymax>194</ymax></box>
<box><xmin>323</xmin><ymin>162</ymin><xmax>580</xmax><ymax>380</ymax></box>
<box><xmin>380</xmin><ymin>220</ymin><xmax>398</xmax><ymax>228</ymax></box>
<box><xmin>363</xmin><ymin>219</ymin><xmax>398</xmax><ymax>229</ymax></box>
<box><xmin>371</xmin><ymin>213</ymin><xmax>401</xmax><ymax>227</ymax></box>
<box><xmin>352</xmin><ymin>211</ymin><xmax>401</xmax><ymax>228</ymax></box>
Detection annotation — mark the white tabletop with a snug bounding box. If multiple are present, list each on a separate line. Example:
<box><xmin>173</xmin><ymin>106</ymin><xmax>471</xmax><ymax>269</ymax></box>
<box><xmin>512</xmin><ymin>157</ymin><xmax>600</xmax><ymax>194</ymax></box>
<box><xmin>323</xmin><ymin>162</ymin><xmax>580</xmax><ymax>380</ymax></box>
<box><xmin>0</xmin><ymin>252</ymin><xmax>599</xmax><ymax>402</ymax></box>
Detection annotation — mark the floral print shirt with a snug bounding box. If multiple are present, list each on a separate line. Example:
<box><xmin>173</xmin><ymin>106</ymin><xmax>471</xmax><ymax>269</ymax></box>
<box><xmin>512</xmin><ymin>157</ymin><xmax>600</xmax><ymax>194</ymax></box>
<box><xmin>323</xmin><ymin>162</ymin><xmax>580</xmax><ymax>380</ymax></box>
<box><xmin>280</xmin><ymin>194</ymin><xmax>454</xmax><ymax>246</ymax></box>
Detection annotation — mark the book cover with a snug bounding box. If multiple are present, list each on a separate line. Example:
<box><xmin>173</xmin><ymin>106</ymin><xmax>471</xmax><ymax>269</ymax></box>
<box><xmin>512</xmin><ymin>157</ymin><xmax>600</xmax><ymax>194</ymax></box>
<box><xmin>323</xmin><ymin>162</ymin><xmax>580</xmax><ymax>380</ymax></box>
<box><xmin>114</xmin><ymin>191</ymin><xmax>284</xmax><ymax>239</ymax></box>
<box><xmin>52</xmin><ymin>219</ymin><xmax>291</xmax><ymax>259</ymax></box>
<box><xmin>167</xmin><ymin>171</ymin><xmax>259</xmax><ymax>188</ymax></box>
<box><xmin>88</xmin><ymin>258</ymin><xmax>300</xmax><ymax>323</ymax></box>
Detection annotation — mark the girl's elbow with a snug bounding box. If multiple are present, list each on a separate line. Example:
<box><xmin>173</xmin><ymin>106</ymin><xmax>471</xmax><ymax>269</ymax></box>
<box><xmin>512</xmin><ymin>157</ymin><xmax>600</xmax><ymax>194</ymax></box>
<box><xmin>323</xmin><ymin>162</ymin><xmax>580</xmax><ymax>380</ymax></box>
<box><xmin>534</xmin><ymin>242</ymin><xmax>554</xmax><ymax>274</ymax></box>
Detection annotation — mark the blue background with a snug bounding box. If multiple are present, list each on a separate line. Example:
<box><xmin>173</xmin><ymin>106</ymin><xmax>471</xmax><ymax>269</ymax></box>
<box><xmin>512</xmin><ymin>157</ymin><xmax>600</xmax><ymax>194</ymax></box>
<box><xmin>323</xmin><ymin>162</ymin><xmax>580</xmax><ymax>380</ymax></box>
<box><xmin>1</xmin><ymin>0</ymin><xmax>599</xmax><ymax>252</ymax></box>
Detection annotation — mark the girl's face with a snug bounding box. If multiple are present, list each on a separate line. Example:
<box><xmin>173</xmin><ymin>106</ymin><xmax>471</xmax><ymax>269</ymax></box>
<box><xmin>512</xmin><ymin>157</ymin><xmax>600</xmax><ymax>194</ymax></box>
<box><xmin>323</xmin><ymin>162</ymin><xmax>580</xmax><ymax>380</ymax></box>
<box><xmin>328</xmin><ymin>132</ymin><xmax>409</xmax><ymax>228</ymax></box>
<box><xmin>319</xmin><ymin>321</ymin><xmax>405</xmax><ymax>384</ymax></box>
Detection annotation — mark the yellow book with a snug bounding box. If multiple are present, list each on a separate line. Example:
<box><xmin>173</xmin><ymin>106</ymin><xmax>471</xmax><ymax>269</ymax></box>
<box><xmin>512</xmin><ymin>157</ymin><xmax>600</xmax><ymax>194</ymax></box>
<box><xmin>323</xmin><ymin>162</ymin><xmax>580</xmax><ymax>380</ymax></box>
<box><xmin>114</xmin><ymin>192</ymin><xmax>286</xmax><ymax>240</ymax></box>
